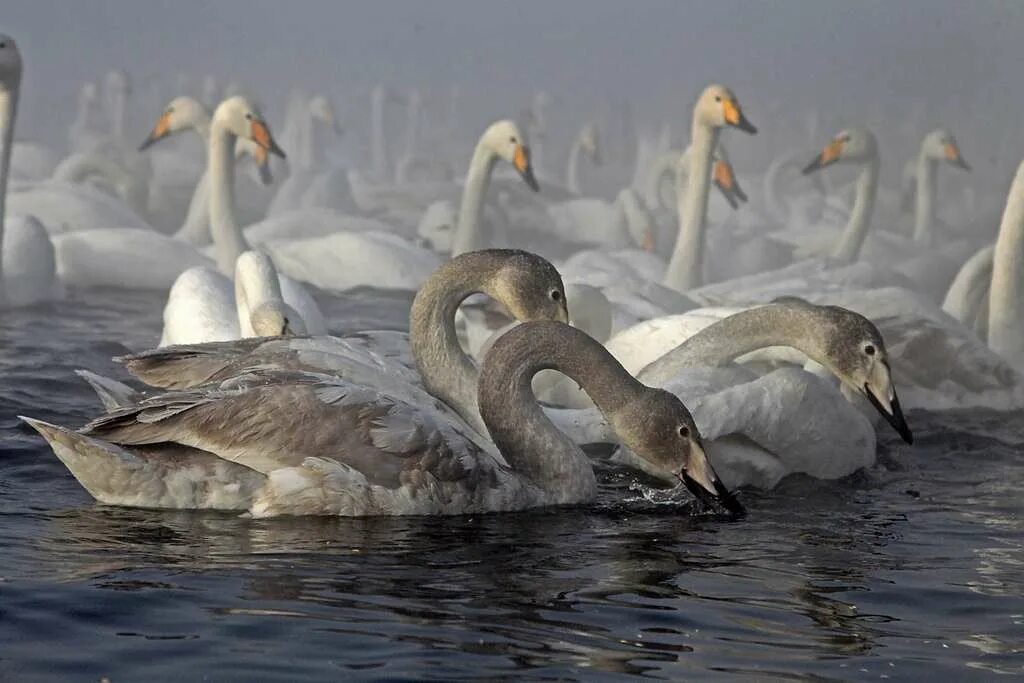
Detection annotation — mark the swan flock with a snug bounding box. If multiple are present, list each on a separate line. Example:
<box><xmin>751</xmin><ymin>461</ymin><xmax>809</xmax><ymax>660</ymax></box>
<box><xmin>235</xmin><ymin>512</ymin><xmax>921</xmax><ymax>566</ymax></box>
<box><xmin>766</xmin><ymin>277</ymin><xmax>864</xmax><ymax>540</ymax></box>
<box><xmin>3</xmin><ymin>30</ymin><xmax>1013</xmax><ymax>518</ymax></box>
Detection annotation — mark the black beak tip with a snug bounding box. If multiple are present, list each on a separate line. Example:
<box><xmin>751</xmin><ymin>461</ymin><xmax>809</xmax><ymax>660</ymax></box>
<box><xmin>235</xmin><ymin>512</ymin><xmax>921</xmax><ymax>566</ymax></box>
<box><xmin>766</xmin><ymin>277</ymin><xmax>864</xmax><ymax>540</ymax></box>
<box><xmin>138</xmin><ymin>136</ymin><xmax>156</xmax><ymax>152</ymax></box>
<box><xmin>522</xmin><ymin>167</ymin><xmax>540</xmax><ymax>192</ymax></box>
<box><xmin>736</xmin><ymin>118</ymin><xmax>758</xmax><ymax>135</ymax></box>
<box><xmin>682</xmin><ymin>473</ymin><xmax>746</xmax><ymax>517</ymax></box>
<box><xmin>802</xmin><ymin>159</ymin><xmax>822</xmax><ymax>175</ymax></box>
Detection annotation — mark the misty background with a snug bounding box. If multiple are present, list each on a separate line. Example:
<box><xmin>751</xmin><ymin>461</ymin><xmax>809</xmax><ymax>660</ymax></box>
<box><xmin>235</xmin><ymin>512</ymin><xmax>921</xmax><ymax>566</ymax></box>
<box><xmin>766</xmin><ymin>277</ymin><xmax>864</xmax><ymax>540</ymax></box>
<box><xmin>4</xmin><ymin>0</ymin><xmax>1023</xmax><ymax>191</ymax></box>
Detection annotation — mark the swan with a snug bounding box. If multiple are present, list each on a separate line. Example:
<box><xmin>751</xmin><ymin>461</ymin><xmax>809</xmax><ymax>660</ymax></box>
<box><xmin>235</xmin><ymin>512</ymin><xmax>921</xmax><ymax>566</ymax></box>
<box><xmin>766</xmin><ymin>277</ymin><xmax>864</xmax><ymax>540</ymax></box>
<box><xmin>565</xmin><ymin>122</ymin><xmax>600</xmax><ymax>196</ymax></box>
<box><xmin>159</xmin><ymin>250</ymin><xmax>310</xmax><ymax>346</ymax></box>
<box><xmin>23</xmin><ymin>321</ymin><xmax>741</xmax><ymax>516</ymax></box>
<box><xmin>114</xmin><ymin>249</ymin><xmax>571</xmax><ymax>438</ymax></box>
<box><xmin>0</xmin><ymin>35</ymin><xmax>59</xmax><ymax>307</ymax></box>
<box><xmin>910</xmin><ymin>128</ymin><xmax>971</xmax><ymax>246</ymax></box>
<box><xmin>662</xmin><ymin>84</ymin><xmax>757</xmax><ymax>292</ymax></box>
<box><xmin>138</xmin><ymin>94</ymin><xmax>273</xmax><ymax>245</ymax></box>
<box><xmin>944</xmin><ymin>158</ymin><xmax>1024</xmax><ymax>374</ymax></box>
<box><xmin>264</xmin><ymin>118</ymin><xmax>538</xmax><ymax>292</ymax></box>
<box><xmin>158</xmin><ymin>95</ymin><xmax>325</xmax><ymax>341</ymax></box>
<box><xmin>68</xmin><ymin>81</ymin><xmax>104</xmax><ymax>154</ymax></box>
<box><xmin>540</xmin><ymin>300</ymin><xmax>913</xmax><ymax>490</ymax></box>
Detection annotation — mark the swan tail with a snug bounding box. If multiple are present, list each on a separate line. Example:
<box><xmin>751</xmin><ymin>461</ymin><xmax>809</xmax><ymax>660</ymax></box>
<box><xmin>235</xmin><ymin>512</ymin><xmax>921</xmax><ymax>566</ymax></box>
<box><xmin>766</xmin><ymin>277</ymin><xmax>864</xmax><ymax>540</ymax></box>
<box><xmin>21</xmin><ymin>416</ymin><xmax>263</xmax><ymax>510</ymax></box>
<box><xmin>75</xmin><ymin>370</ymin><xmax>140</xmax><ymax>411</ymax></box>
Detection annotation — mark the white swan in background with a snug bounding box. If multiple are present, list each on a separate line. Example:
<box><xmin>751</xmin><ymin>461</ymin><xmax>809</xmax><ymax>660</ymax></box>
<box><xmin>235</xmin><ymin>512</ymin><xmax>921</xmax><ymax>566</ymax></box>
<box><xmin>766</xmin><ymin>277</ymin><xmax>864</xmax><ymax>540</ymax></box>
<box><xmin>565</xmin><ymin>122</ymin><xmax>600</xmax><ymax>195</ymax></box>
<box><xmin>160</xmin><ymin>250</ymin><xmax>309</xmax><ymax>345</ymax></box>
<box><xmin>0</xmin><ymin>35</ymin><xmax>59</xmax><ymax>306</ymax></box>
<box><xmin>25</xmin><ymin>320</ymin><xmax>741</xmax><ymax>516</ymax></box>
<box><xmin>45</xmin><ymin>96</ymin><xmax>286</xmax><ymax>290</ymax></box>
<box><xmin>662</xmin><ymin>84</ymin><xmax>758</xmax><ymax>293</ymax></box>
<box><xmin>51</xmin><ymin>150</ymin><xmax>149</xmax><ymax>217</ymax></box>
<box><xmin>138</xmin><ymin>95</ymin><xmax>272</xmax><ymax>245</ymax></box>
<box><xmin>910</xmin><ymin>128</ymin><xmax>971</xmax><ymax>246</ymax></box>
<box><xmin>266</xmin><ymin>119</ymin><xmax>538</xmax><ymax>292</ymax></box>
<box><xmin>944</xmin><ymin>157</ymin><xmax>1024</xmax><ymax>374</ymax></box>
<box><xmin>68</xmin><ymin>81</ymin><xmax>104</xmax><ymax>154</ymax></box>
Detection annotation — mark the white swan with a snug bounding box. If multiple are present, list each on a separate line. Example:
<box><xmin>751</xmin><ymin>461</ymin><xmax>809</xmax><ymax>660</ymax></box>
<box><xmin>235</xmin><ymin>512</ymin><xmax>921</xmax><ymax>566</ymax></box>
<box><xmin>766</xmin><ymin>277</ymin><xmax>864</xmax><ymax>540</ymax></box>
<box><xmin>24</xmin><ymin>321</ymin><xmax>740</xmax><ymax>516</ymax></box>
<box><xmin>263</xmin><ymin>119</ymin><xmax>538</xmax><ymax>292</ymax></box>
<box><xmin>0</xmin><ymin>35</ymin><xmax>59</xmax><ymax>307</ymax></box>
<box><xmin>910</xmin><ymin>128</ymin><xmax>971</xmax><ymax>246</ymax></box>
<box><xmin>565</xmin><ymin>122</ymin><xmax>600</xmax><ymax>195</ymax></box>
<box><xmin>138</xmin><ymin>94</ymin><xmax>272</xmax><ymax>245</ymax></box>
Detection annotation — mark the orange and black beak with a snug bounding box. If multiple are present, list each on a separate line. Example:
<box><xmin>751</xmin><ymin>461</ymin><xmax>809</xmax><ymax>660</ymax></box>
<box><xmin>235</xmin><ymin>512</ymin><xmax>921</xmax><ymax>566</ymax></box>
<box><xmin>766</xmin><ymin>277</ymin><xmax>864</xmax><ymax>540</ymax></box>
<box><xmin>251</xmin><ymin>118</ymin><xmax>286</xmax><ymax>159</ymax></box>
<box><xmin>803</xmin><ymin>139</ymin><xmax>844</xmax><ymax>174</ymax></box>
<box><xmin>944</xmin><ymin>142</ymin><xmax>970</xmax><ymax>171</ymax></box>
<box><xmin>723</xmin><ymin>99</ymin><xmax>757</xmax><ymax>135</ymax></box>
<box><xmin>253</xmin><ymin>146</ymin><xmax>273</xmax><ymax>186</ymax></box>
<box><xmin>513</xmin><ymin>143</ymin><xmax>539</xmax><ymax>192</ymax></box>
<box><xmin>713</xmin><ymin>159</ymin><xmax>748</xmax><ymax>209</ymax></box>
<box><xmin>138</xmin><ymin>111</ymin><xmax>172</xmax><ymax>151</ymax></box>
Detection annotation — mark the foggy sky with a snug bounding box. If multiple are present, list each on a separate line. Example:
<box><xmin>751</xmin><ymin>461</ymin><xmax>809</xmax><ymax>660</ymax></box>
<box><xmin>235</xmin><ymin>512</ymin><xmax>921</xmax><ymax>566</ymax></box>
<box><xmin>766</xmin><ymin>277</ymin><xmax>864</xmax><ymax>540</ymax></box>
<box><xmin>4</xmin><ymin>0</ymin><xmax>1023</xmax><ymax>183</ymax></box>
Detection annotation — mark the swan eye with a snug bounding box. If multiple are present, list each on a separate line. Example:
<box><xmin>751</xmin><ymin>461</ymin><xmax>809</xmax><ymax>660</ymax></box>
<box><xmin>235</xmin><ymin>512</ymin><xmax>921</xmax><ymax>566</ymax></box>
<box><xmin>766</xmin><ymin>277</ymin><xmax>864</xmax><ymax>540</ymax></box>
<box><xmin>245</xmin><ymin>113</ymin><xmax>253</xmax><ymax>121</ymax></box>
<box><xmin>550</xmin><ymin>289</ymin><xmax>561</xmax><ymax>302</ymax></box>
<box><xmin>678</xmin><ymin>425</ymin><xmax>689</xmax><ymax>438</ymax></box>
<box><xmin>864</xmin><ymin>344</ymin><xmax>876</xmax><ymax>356</ymax></box>
<box><xmin>509</xmin><ymin>136</ymin><xmax>517</xmax><ymax>144</ymax></box>
<box><xmin>0</xmin><ymin>42</ymin><xmax>7</xmax><ymax>49</ymax></box>
<box><xmin>714</xmin><ymin>95</ymin><xmax>721</xmax><ymax>102</ymax></box>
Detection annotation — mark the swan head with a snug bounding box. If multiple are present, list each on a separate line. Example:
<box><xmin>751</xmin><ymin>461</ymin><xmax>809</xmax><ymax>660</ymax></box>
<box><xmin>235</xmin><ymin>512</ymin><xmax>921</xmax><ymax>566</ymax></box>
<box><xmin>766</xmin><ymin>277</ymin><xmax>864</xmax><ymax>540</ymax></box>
<box><xmin>0</xmin><ymin>34</ymin><xmax>22</xmax><ymax>87</ymax></box>
<box><xmin>923</xmin><ymin>128</ymin><xmax>970</xmax><ymax>171</ymax></box>
<box><xmin>613</xmin><ymin>389</ymin><xmax>744</xmax><ymax>516</ymax></box>
<box><xmin>810</xmin><ymin>304</ymin><xmax>913</xmax><ymax>444</ymax></box>
<box><xmin>485</xmin><ymin>250</ymin><xmax>569</xmax><ymax>324</ymax></box>
<box><xmin>104</xmin><ymin>69</ymin><xmax>131</xmax><ymax>96</ymax></box>
<box><xmin>249</xmin><ymin>302</ymin><xmax>304</xmax><ymax>337</ymax></box>
<box><xmin>139</xmin><ymin>96</ymin><xmax>209</xmax><ymax>150</ymax></box>
<box><xmin>213</xmin><ymin>95</ymin><xmax>286</xmax><ymax>160</ymax></box>
<box><xmin>309</xmin><ymin>94</ymin><xmax>342</xmax><ymax>136</ymax></box>
<box><xmin>695</xmin><ymin>84</ymin><xmax>757</xmax><ymax>135</ymax></box>
<box><xmin>482</xmin><ymin>119</ymin><xmax>539</xmax><ymax>191</ymax></box>
<box><xmin>802</xmin><ymin>128</ymin><xmax>877</xmax><ymax>174</ymax></box>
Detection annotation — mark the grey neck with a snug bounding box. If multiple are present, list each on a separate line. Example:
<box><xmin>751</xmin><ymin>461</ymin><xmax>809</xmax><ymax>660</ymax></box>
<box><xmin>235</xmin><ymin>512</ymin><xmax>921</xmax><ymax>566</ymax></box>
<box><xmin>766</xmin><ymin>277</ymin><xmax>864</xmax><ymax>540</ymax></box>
<box><xmin>208</xmin><ymin>121</ymin><xmax>249</xmax><ymax>275</ymax></box>
<box><xmin>663</xmin><ymin>121</ymin><xmax>718</xmax><ymax>292</ymax></box>
<box><xmin>830</xmin><ymin>156</ymin><xmax>878</xmax><ymax>263</ymax></box>
<box><xmin>451</xmin><ymin>141</ymin><xmax>497</xmax><ymax>256</ymax></box>
<box><xmin>913</xmin><ymin>154</ymin><xmax>937</xmax><ymax>245</ymax></box>
<box><xmin>409</xmin><ymin>251</ymin><xmax>508</xmax><ymax>435</ymax></box>
<box><xmin>479</xmin><ymin>322</ymin><xmax>644</xmax><ymax>502</ymax></box>
<box><xmin>566</xmin><ymin>136</ymin><xmax>584</xmax><ymax>195</ymax></box>
<box><xmin>637</xmin><ymin>304</ymin><xmax>828</xmax><ymax>386</ymax></box>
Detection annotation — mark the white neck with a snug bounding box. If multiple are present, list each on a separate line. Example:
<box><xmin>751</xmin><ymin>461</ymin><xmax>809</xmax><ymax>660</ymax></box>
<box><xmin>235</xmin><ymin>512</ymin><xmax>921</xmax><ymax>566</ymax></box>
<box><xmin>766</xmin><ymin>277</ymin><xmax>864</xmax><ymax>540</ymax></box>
<box><xmin>987</xmin><ymin>160</ymin><xmax>1024</xmax><ymax>371</ymax></box>
<box><xmin>566</xmin><ymin>136</ymin><xmax>584</xmax><ymax>195</ymax></box>
<box><xmin>663</xmin><ymin>122</ymin><xmax>718</xmax><ymax>292</ymax></box>
<box><xmin>370</xmin><ymin>89</ymin><xmax>388</xmax><ymax>180</ymax></box>
<box><xmin>235</xmin><ymin>252</ymin><xmax>283</xmax><ymax>336</ymax></box>
<box><xmin>913</xmin><ymin>151</ymin><xmax>937</xmax><ymax>245</ymax></box>
<box><xmin>830</xmin><ymin>155</ymin><xmax>878</xmax><ymax>263</ymax></box>
<box><xmin>451</xmin><ymin>140</ymin><xmax>497</xmax><ymax>256</ymax></box>
<box><xmin>0</xmin><ymin>80</ymin><xmax>19</xmax><ymax>289</ymax></box>
<box><xmin>208</xmin><ymin>119</ymin><xmax>249</xmax><ymax>275</ymax></box>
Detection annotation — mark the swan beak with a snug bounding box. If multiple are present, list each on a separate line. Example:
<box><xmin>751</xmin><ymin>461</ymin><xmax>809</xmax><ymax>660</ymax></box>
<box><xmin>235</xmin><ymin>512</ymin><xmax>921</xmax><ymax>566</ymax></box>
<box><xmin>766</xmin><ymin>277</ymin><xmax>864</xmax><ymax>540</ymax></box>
<box><xmin>945</xmin><ymin>143</ymin><xmax>970</xmax><ymax>171</ymax></box>
<box><xmin>723</xmin><ymin>99</ymin><xmax>757</xmax><ymax>134</ymax></box>
<box><xmin>640</xmin><ymin>228</ymin><xmax>655</xmax><ymax>253</ymax></box>
<box><xmin>803</xmin><ymin>140</ymin><xmax>844</xmax><ymax>174</ymax></box>
<box><xmin>251</xmin><ymin>119</ymin><xmax>287</xmax><ymax>159</ymax></box>
<box><xmin>138</xmin><ymin>111</ymin><xmax>172</xmax><ymax>151</ymax></box>
<box><xmin>680</xmin><ymin>440</ymin><xmax>745</xmax><ymax>516</ymax></box>
<box><xmin>863</xmin><ymin>362</ymin><xmax>913</xmax><ymax>444</ymax></box>
<box><xmin>713</xmin><ymin>159</ymin><xmax>748</xmax><ymax>209</ymax></box>
<box><xmin>513</xmin><ymin>144</ymin><xmax>540</xmax><ymax>192</ymax></box>
<box><xmin>253</xmin><ymin>146</ymin><xmax>274</xmax><ymax>186</ymax></box>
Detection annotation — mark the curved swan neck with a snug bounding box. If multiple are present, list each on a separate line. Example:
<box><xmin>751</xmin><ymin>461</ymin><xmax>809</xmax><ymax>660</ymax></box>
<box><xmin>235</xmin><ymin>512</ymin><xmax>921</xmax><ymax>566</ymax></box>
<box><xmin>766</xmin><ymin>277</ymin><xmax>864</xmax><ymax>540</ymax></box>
<box><xmin>830</xmin><ymin>155</ymin><xmax>878</xmax><ymax>263</ymax></box>
<box><xmin>208</xmin><ymin>118</ymin><xmax>250</xmax><ymax>276</ymax></box>
<box><xmin>987</xmin><ymin>160</ymin><xmax>1024</xmax><ymax>370</ymax></box>
<box><xmin>370</xmin><ymin>88</ymin><xmax>388</xmax><ymax>180</ymax></box>
<box><xmin>913</xmin><ymin>152</ymin><xmax>937</xmax><ymax>245</ymax></box>
<box><xmin>235</xmin><ymin>252</ymin><xmax>284</xmax><ymax>336</ymax></box>
<box><xmin>664</xmin><ymin>122</ymin><xmax>718</xmax><ymax>292</ymax></box>
<box><xmin>173</xmin><ymin>114</ymin><xmax>215</xmax><ymax>245</ymax></box>
<box><xmin>409</xmin><ymin>251</ymin><xmax>507</xmax><ymax>434</ymax></box>
<box><xmin>638</xmin><ymin>304</ymin><xmax>827</xmax><ymax>386</ymax></box>
<box><xmin>451</xmin><ymin>141</ymin><xmax>497</xmax><ymax>256</ymax></box>
<box><xmin>479</xmin><ymin>324</ymin><xmax>641</xmax><ymax>501</ymax></box>
<box><xmin>0</xmin><ymin>77</ymin><xmax>19</xmax><ymax>289</ymax></box>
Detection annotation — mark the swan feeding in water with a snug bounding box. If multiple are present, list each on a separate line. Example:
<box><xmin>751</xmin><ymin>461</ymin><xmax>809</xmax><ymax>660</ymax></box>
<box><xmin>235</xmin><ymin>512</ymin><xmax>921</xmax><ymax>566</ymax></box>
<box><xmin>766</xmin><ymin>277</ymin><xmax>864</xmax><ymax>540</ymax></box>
<box><xmin>24</xmin><ymin>320</ymin><xmax>741</xmax><ymax>517</ymax></box>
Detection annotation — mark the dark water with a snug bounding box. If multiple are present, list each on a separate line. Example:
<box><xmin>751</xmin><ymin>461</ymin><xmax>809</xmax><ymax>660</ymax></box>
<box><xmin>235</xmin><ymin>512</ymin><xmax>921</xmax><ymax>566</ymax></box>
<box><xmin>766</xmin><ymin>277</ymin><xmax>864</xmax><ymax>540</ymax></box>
<box><xmin>1</xmin><ymin>290</ymin><xmax>1022</xmax><ymax>681</ymax></box>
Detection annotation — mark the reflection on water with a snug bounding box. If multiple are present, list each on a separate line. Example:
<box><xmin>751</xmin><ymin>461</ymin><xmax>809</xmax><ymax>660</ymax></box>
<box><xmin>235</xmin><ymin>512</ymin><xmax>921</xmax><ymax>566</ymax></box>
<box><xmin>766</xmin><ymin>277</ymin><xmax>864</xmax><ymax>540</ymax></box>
<box><xmin>1</xmin><ymin>290</ymin><xmax>1023</xmax><ymax>680</ymax></box>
